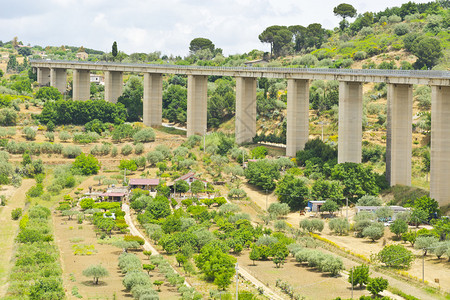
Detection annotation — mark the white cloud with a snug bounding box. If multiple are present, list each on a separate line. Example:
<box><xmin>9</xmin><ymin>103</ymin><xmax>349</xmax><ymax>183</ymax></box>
<box><xmin>1</xmin><ymin>0</ymin><xmax>432</xmax><ymax>56</ymax></box>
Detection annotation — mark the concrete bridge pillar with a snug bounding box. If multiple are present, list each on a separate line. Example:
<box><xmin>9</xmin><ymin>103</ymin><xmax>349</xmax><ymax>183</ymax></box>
<box><xmin>286</xmin><ymin>79</ymin><xmax>310</xmax><ymax>157</ymax></box>
<box><xmin>187</xmin><ymin>75</ymin><xmax>208</xmax><ymax>136</ymax></box>
<box><xmin>72</xmin><ymin>69</ymin><xmax>90</xmax><ymax>101</ymax></box>
<box><xmin>143</xmin><ymin>73</ymin><xmax>163</xmax><ymax>127</ymax></box>
<box><xmin>104</xmin><ymin>71</ymin><xmax>123</xmax><ymax>103</ymax></box>
<box><xmin>386</xmin><ymin>84</ymin><xmax>413</xmax><ymax>186</ymax></box>
<box><xmin>338</xmin><ymin>81</ymin><xmax>363</xmax><ymax>163</ymax></box>
<box><xmin>37</xmin><ymin>67</ymin><xmax>50</xmax><ymax>86</ymax></box>
<box><xmin>50</xmin><ymin>68</ymin><xmax>67</xmax><ymax>93</ymax></box>
<box><xmin>236</xmin><ymin>77</ymin><xmax>257</xmax><ymax>144</ymax></box>
<box><xmin>430</xmin><ymin>86</ymin><xmax>450</xmax><ymax>207</ymax></box>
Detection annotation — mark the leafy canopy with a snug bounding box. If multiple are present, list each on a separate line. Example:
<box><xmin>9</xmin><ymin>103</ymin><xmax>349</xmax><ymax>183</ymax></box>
<box><xmin>333</xmin><ymin>3</ymin><xmax>357</xmax><ymax>20</ymax></box>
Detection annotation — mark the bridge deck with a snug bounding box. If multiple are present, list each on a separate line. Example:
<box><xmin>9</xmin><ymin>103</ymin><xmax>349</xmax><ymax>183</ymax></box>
<box><xmin>30</xmin><ymin>59</ymin><xmax>450</xmax><ymax>85</ymax></box>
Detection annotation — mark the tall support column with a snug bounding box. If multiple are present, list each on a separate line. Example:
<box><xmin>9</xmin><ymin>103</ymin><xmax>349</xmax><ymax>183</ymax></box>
<box><xmin>143</xmin><ymin>73</ymin><xmax>163</xmax><ymax>127</ymax></box>
<box><xmin>37</xmin><ymin>67</ymin><xmax>50</xmax><ymax>86</ymax></box>
<box><xmin>235</xmin><ymin>77</ymin><xmax>257</xmax><ymax>144</ymax></box>
<box><xmin>72</xmin><ymin>69</ymin><xmax>90</xmax><ymax>101</ymax></box>
<box><xmin>104</xmin><ymin>71</ymin><xmax>123</xmax><ymax>103</ymax></box>
<box><xmin>286</xmin><ymin>79</ymin><xmax>310</xmax><ymax>157</ymax></box>
<box><xmin>430</xmin><ymin>86</ymin><xmax>450</xmax><ymax>207</ymax></box>
<box><xmin>386</xmin><ymin>84</ymin><xmax>413</xmax><ymax>186</ymax></box>
<box><xmin>187</xmin><ymin>75</ymin><xmax>208</xmax><ymax>136</ymax></box>
<box><xmin>50</xmin><ymin>68</ymin><xmax>67</xmax><ymax>93</ymax></box>
<box><xmin>338</xmin><ymin>81</ymin><xmax>363</xmax><ymax>163</ymax></box>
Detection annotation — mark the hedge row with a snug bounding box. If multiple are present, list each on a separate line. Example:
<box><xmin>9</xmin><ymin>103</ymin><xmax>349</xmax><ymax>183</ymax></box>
<box><xmin>6</xmin><ymin>205</ymin><xmax>64</xmax><ymax>299</ymax></box>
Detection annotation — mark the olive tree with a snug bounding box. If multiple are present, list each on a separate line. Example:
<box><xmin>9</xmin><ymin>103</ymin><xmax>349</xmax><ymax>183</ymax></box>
<box><xmin>431</xmin><ymin>241</ymin><xmax>450</xmax><ymax>259</ymax></box>
<box><xmin>363</xmin><ymin>223</ymin><xmax>384</xmax><ymax>242</ymax></box>
<box><xmin>82</xmin><ymin>264</ymin><xmax>109</xmax><ymax>285</ymax></box>
<box><xmin>268</xmin><ymin>202</ymin><xmax>290</xmax><ymax>219</ymax></box>
<box><xmin>328</xmin><ymin>218</ymin><xmax>350</xmax><ymax>235</ymax></box>
<box><xmin>415</xmin><ymin>236</ymin><xmax>439</xmax><ymax>256</ymax></box>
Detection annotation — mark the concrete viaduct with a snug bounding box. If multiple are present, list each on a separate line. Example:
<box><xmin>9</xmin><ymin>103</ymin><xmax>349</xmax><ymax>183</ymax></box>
<box><xmin>30</xmin><ymin>60</ymin><xmax>450</xmax><ymax>206</ymax></box>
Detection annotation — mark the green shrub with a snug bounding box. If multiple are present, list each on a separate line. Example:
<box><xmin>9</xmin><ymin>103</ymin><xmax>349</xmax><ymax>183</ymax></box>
<box><xmin>134</xmin><ymin>143</ymin><xmax>144</xmax><ymax>155</ymax></box>
<box><xmin>388</xmin><ymin>15</ymin><xmax>401</xmax><ymax>23</ymax></box>
<box><xmin>367</xmin><ymin>277</ymin><xmax>388</xmax><ymax>296</ymax></box>
<box><xmin>59</xmin><ymin>131</ymin><xmax>72</xmax><ymax>142</ymax></box>
<box><xmin>72</xmin><ymin>153</ymin><xmax>101</xmax><ymax>175</ymax></box>
<box><xmin>11</xmin><ymin>208</ymin><xmax>22</xmax><ymax>220</ymax></box>
<box><xmin>133</xmin><ymin>127</ymin><xmax>155</xmax><ymax>143</ymax></box>
<box><xmin>353</xmin><ymin>51</ymin><xmax>367</xmax><ymax>60</ymax></box>
<box><xmin>27</xmin><ymin>184</ymin><xmax>44</xmax><ymax>198</ymax></box>
<box><xmin>394</xmin><ymin>23</ymin><xmax>409</xmax><ymax>36</ymax></box>
<box><xmin>80</xmin><ymin>198</ymin><xmax>95</xmax><ymax>210</ymax></box>
<box><xmin>111</xmin><ymin>146</ymin><xmax>118</xmax><ymax>157</ymax></box>
<box><xmin>294</xmin><ymin>54</ymin><xmax>318</xmax><ymax>66</ymax></box>
<box><xmin>62</xmin><ymin>145</ymin><xmax>82</xmax><ymax>158</ymax></box>
<box><xmin>44</xmin><ymin>132</ymin><xmax>55</xmax><ymax>142</ymax></box>
<box><xmin>73</xmin><ymin>132</ymin><xmax>101</xmax><ymax>144</ymax></box>
<box><xmin>357</xmin><ymin>195</ymin><xmax>382</xmax><ymax>206</ymax></box>
<box><xmin>121</xmin><ymin>144</ymin><xmax>133</xmax><ymax>156</ymax></box>
<box><xmin>0</xmin><ymin>108</ymin><xmax>18</xmax><ymax>126</ymax></box>
<box><xmin>35</xmin><ymin>86</ymin><xmax>62</xmax><ymax>100</ymax></box>
<box><xmin>85</xmin><ymin>119</ymin><xmax>108</xmax><ymax>134</ymax></box>
<box><xmin>328</xmin><ymin>218</ymin><xmax>350</xmax><ymax>235</ymax></box>
<box><xmin>378</xmin><ymin>245</ymin><xmax>414</xmax><ymax>268</ymax></box>
<box><xmin>360</xmin><ymin>26</ymin><xmax>374</xmax><ymax>36</ymax></box>
<box><xmin>22</xmin><ymin>127</ymin><xmax>37</xmax><ymax>141</ymax></box>
<box><xmin>46</xmin><ymin>120</ymin><xmax>55</xmax><ymax>132</ymax></box>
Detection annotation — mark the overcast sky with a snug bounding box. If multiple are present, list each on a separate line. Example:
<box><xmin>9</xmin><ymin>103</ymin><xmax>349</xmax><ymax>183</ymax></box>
<box><xmin>1</xmin><ymin>0</ymin><xmax>431</xmax><ymax>56</ymax></box>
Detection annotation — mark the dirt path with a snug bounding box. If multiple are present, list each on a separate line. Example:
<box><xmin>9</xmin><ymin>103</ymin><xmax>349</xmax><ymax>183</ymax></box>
<box><xmin>122</xmin><ymin>203</ymin><xmax>162</xmax><ymax>257</ymax></box>
<box><xmin>0</xmin><ymin>179</ymin><xmax>35</xmax><ymax>298</ymax></box>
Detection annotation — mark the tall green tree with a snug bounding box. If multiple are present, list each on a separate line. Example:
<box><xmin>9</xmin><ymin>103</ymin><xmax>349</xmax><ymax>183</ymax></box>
<box><xmin>331</xmin><ymin>163</ymin><xmax>386</xmax><ymax>199</ymax></box>
<box><xmin>245</xmin><ymin>160</ymin><xmax>280</xmax><ymax>191</ymax></box>
<box><xmin>409</xmin><ymin>196</ymin><xmax>440</xmax><ymax>219</ymax></box>
<box><xmin>162</xmin><ymin>84</ymin><xmax>187</xmax><ymax>124</ymax></box>
<box><xmin>275</xmin><ymin>174</ymin><xmax>309</xmax><ymax>210</ymax></box>
<box><xmin>305</xmin><ymin>23</ymin><xmax>328</xmax><ymax>49</ymax></box>
<box><xmin>112</xmin><ymin>41</ymin><xmax>118</xmax><ymax>60</ymax></box>
<box><xmin>117</xmin><ymin>75</ymin><xmax>143</xmax><ymax>121</ymax></box>
<box><xmin>288</xmin><ymin>25</ymin><xmax>307</xmax><ymax>52</ymax></box>
<box><xmin>35</xmin><ymin>86</ymin><xmax>62</xmax><ymax>100</ymax></box>
<box><xmin>258</xmin><ymin>25</ymin><xmax>293</xmax><ymax>57</ymax></box>
<box><xmin>413</xmin><ymin>37</ymin><xmax>443</xmax><ymax>69</ymax></box>
<box><xmin>333</xmin><ymin>3</ymin><xmax>357</xmax><ymax>20</ymax></box>
<box><xmin>189</xmin><ymin>38</ymin><xmax>215</xmax><ymax>53</ymax></box>
<box><xmin>194</xmin><ymin>242</ymin><xmax>236</xmax><ymax>289</ymax></box>
<box><xmin>207</xmin><ymin>78</ymin><xmax>235</xmax><ymax>128</ymax></box>
<box><xmin>6</xmin><ymin>55</ymin><xmax>17</xmax><ymax>72</ymax></box>
<box><xmin>310</xmin><ymin>180</ymin><xmax>344</xmax><ymax>202</ymax></box>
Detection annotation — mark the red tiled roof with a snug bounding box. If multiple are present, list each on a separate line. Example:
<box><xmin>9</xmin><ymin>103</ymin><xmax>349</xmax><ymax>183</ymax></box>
<box><xmin>129</xmin><ymin>178</ymin><xmax>160</xmax><ymax>186</ymax></box>
<box><xmin>174</xmin><ymin>172</ymin><xmax>195</xmax><ymax>181</ymax></box>
<box><xmin>100</xmin><ymin>192</ymin><xmax>126</xmax><ymax>197</ymax></box>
